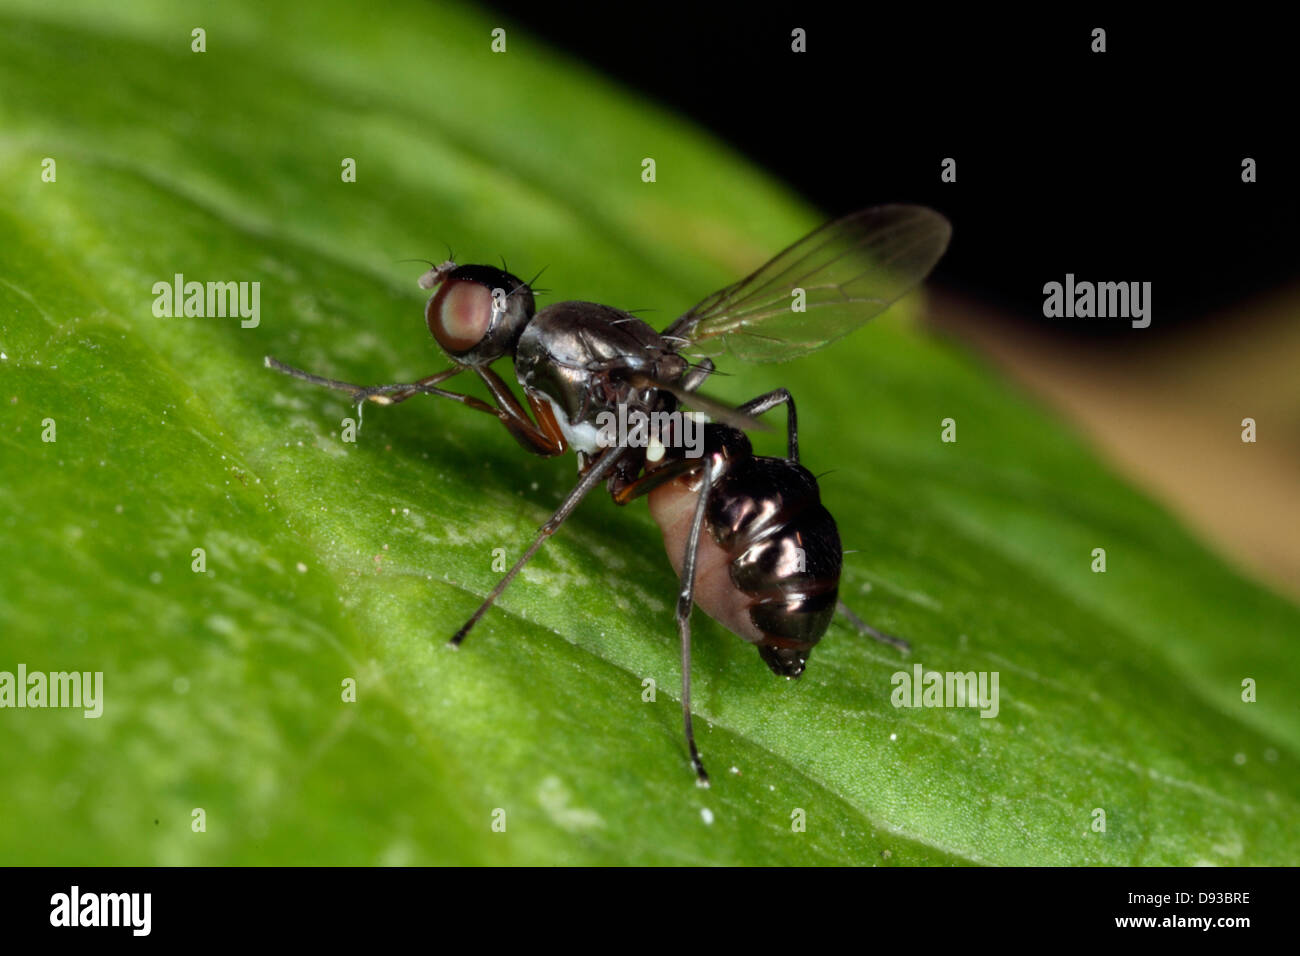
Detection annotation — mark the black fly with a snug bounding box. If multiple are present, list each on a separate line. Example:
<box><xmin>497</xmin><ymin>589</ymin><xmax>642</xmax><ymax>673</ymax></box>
<box><xmin>266</xmin><ymin>205</ymin><xmax>951</xmax><ymax>784</ymax></box>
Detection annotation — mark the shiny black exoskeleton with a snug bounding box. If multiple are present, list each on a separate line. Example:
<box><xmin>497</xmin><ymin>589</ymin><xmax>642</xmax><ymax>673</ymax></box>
<box><xmin>265</xmin><ymin>205</ymin><xmax>951</xmax><ymax>783</ymax></box>
<box><xmin>647</xmin><ymin>419</ymin><xmax>844</xmax><ymax>679</ymax></box>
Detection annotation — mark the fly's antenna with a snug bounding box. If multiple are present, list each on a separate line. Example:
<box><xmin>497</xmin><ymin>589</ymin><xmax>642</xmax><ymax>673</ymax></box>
<box><xmin>401</xmin><ymin>254</ymin><xmax>460</xmax><ymax>290</ymax></box>
<box><xmin>396</xmin><ymin>239</ymin><xmax>456</xmax><ymax>269</ymax></box>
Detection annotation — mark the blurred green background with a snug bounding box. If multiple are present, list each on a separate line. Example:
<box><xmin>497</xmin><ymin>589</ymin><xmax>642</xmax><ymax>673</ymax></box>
<box><xmin>0</xmin><ymin>0</ymin><xmax>1296</xmax><ymax>865</ymax></box>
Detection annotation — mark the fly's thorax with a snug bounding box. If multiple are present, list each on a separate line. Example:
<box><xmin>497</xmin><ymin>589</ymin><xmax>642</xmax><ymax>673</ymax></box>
<box><xmin>515</xmin><ymin>301</ymin><xmax>688</xmax><ymax>454</ymax></box>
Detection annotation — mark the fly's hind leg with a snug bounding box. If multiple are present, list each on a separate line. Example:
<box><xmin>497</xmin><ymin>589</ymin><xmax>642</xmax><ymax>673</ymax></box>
<box><xmin>675</xmin><ymin>456</ymin><xmax>719</xmax><ymax>786</ymax></box>
<box><xmin>837</xmin><ymin>600</ymin><xmax>910</xmax><ymax>653</ymax></box>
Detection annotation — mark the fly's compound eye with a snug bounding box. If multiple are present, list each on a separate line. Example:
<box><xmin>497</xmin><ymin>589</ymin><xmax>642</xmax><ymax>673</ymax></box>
<box><xmin>424</xmin><ymin>264</ymin><xmax>535</xmax><ymax>365</ymax></box>
<box><xmin>428</xmin><ymin>278</ymin><xmax>495</xmax><ymax>351</ymax></box>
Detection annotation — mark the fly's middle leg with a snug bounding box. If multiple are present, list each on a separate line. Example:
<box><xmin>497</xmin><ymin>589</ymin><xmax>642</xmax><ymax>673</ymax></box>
<box><xmin>450</xmin><ymin>447</ymin><xmax>626</xmax><ymax>647</ymax></box>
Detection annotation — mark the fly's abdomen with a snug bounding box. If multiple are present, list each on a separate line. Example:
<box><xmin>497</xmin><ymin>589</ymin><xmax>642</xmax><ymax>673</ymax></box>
<box><xmin>647</xmin><ymin>434</ymin><xmax>843</xmax><ymax>679</ymax></box>
<box><xmin>711</xmin><ymin>456</ymin><xmax>842</xmax><ymax>677</ymax></box>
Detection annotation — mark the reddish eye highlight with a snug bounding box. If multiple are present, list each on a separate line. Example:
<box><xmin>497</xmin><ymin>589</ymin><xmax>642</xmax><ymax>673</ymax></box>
<box><xmin>427</xmin><ymin>279</ymin><xmax>494</xmax><ymax>352</ymax></box>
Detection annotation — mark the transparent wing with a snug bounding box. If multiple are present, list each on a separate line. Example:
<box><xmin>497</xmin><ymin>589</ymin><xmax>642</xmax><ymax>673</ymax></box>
<box><xmin>662</xmin><ymin>205</ymin><xmax>951</xmax><ymax>363</ymax></box>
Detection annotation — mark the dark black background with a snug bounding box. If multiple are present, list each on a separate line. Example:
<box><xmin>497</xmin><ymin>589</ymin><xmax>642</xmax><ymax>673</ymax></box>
<box><xmin>483</xmin><ymin>5</ymin><xmax>1297</xmax><ymax>337</ymax></box>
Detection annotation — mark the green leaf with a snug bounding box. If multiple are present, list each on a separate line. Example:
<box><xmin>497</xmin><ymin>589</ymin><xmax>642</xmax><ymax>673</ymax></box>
<box><xmin>1</xmin><ymin>0</ymin><xmax>1296</xmax><ymax>865</ymax></box>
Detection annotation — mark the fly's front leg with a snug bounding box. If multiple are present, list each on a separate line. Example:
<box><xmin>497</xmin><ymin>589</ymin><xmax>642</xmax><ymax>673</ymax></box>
<box><xmin>472</xmin><ymin>365</ymin><xmax>566</xmax><ymax>457</ymax></box>
<box><xmin>265</xmin><ymin>355</ymin><xmax>563</xmax><ymax>457</ymax></box>
<box><xmin>264</xmin><ymin>356</ymin><xmax>464</xmax><ymax>405</ymax></box>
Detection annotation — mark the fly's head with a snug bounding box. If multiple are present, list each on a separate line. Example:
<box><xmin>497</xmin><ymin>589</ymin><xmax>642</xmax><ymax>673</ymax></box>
<box><xmin>420</xmin><ymin>262</ymin><xmax>535</xmax><ymax>366</ymax></box>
